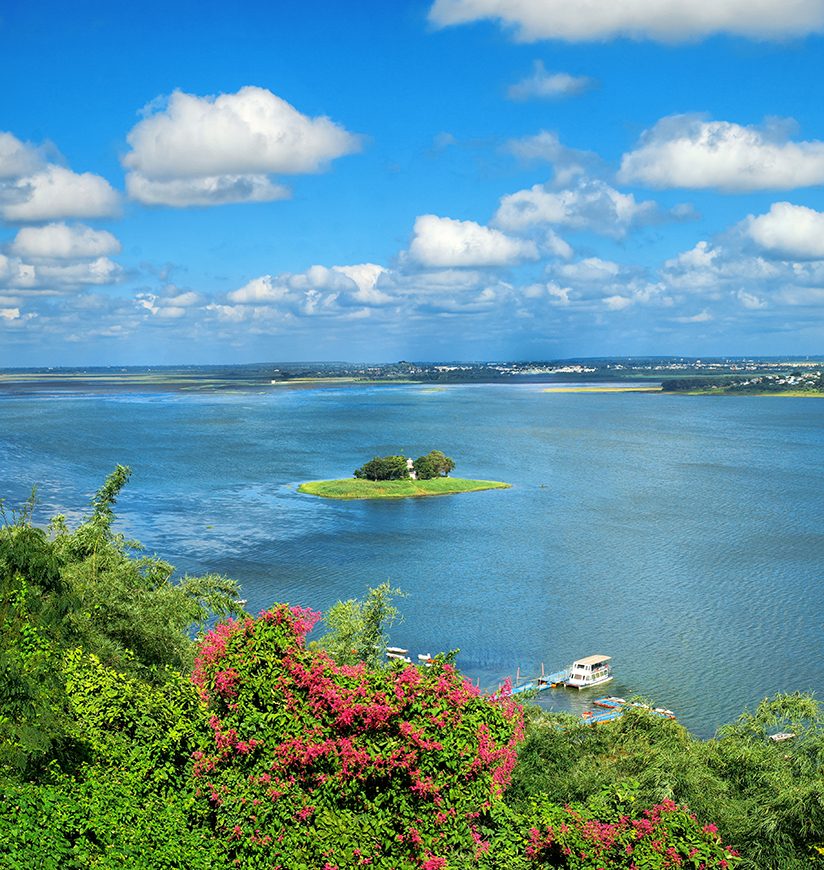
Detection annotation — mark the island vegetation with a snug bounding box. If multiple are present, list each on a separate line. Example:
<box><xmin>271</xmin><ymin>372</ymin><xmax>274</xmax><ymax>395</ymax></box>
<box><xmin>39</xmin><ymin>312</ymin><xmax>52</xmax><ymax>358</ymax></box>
<box><xmin>661</xmin><ymin>369</ymin><xmax>824</xmax><ymax>396</ymax></box>
<box><xmin>1</xmin><ymin>470</ymin><xmax>822</xmax><ymax>868</ymax></box>
<box><xmin>299</xmin><ymin>450</ymin><xmax>510</xmax><ymax>499</ymax></box>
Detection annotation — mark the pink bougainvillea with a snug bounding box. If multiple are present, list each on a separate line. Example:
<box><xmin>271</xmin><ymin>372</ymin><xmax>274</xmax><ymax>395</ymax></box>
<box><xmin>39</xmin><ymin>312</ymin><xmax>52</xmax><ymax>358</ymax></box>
<box><xmin>191</xmin><ymin>602</ymin><xmax>524</xmax><ymax>869</ymax></box>
<box><xmin>524</xmin><ymin>797</ymin><xmax>740</xmax><ymax>869</ymax></box>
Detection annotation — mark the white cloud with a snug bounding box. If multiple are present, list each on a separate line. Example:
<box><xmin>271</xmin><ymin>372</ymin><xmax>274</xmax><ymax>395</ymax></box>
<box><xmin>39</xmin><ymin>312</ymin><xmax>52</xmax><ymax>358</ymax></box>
<box><xmin>619</xmin><ymin>115</ymin><xmax>824</xmax><ymax>191</ymax></box>
<box><xmin>332</xmin><ymin>263</ymin><xmax>392</xmax><ymax>304</ymax></box>
<box><xmin>543</xmin><ymin>230</ymin><xmax>573</xmax><ymax>259</ymax></box>
<box><xmin>34</xmin><ymin>257</ymin><xmax>121</xmax><ymax>287</ymax></box>
<box><xmin>0</xmin><ymin>133</ymin><xmax>43</xmax><ymax>179</ymax></box>
<box><xmin>557</xmin><ymin>257</ymin><xmax>621</xmax><ymax>283</ymax></box>
<box><xmin>495</xmin><ymin>178</ymin><xmax>658</xmax><ymax>238</ymax></box>
<box><xmin>775</xmin><ymin>286</ymin><xmax>824</xmax><ymax>305</ymax></box>
<box><xmin>428</xmin><ymin>0</ymin><xmax>824</xmax><ymax>42</ymax></box>
<box><xmin>507</xmin><ymin>61</ymin><xmax>593</xmax><ymax>100</ymax></box>
<box><xmin>603</xmin><ymin>295</ymin><xmax>633</xmax><ymax>311</ymax></box>
<box><xmin>228</xmin><ymin>275</ymin><xmax>291</xmax><ymax>304</ymax></box>
<box><xmin>1</xmin><ymin>164</ymin><xmax>120</xmax><ymax>222</ymax></box>
<box><xmin>675</xmin><ymin>309</ymin><xmax>713</xmax><ymax>323</ymax></box>
<box><xmin>736</xmin><ymin>290</ymin><xmax>768</xmax><ymax>309</ymax></box>
<box><xmin>10</xmin><ymin>223</ymin><xmax>120</xmax><ymax>260</ymax></box>
<box><xmin>0</xmin><ymin>307</ymin><xmax>21</xmax><ymax>320</ymax></box>
<box><xmin>663</xmin><ymin>240</ymin><xmax>781</xmax><ymax>291</ymax></box>
<box><xmin>503</xmin><ymin>131</ymin><xmax>601</xmax><ymax>186</ymax></box>
<box><xmin>125</xmin><ymin>173</ymin><xmax>289</xmax><ymax>207</ymax></box>
<box><xmin>746</xmin><ymin>202</ymin><xmax>824</xmax><ymax>259</ymax></box>
<box><xmin>408</xmin><ymin>214</ymin><xmax>538</xmax><ymax>267</ymax></box>
<box><xmin>123</xmin><ymin>86</ymin><xmax>361</xmax><ymax>207</ymax></box>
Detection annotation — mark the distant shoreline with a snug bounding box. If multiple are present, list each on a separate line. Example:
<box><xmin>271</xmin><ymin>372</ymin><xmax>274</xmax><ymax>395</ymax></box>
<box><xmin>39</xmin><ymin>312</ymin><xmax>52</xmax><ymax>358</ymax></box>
<box><xmin>297</xmin><ymin>478</ymin><xmax>511</xmax><ymax>500</ymax></box>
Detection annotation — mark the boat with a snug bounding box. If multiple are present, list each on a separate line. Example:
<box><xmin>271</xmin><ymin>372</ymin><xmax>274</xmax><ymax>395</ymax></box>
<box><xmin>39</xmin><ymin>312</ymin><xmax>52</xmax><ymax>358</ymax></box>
<box><xmin>564</xmin><ymin>655</ymin><xmax>613</xmax><ymax>689</ymax></box>
<box><xmin>593</xmin><ymin>696</ymin><xmax>626</xmax><ymax>709</ymax></box>
<box><xmin>386</xmin><ymin>646</ymin><xmax>411</xmax><ymax>663</ymax></box>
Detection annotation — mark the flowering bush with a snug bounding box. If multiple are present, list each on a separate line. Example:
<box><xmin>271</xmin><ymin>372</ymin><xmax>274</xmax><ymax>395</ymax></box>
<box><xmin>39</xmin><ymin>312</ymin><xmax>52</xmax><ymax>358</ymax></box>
<box><xmin>191</xmin><ymin>604</ymin><xmax>524</xmax><ymax>869</ymax></box>
<box><xmin>522</xmin><ymin>792</ymin><xmax>741</xmax><ymax>869</ymax></box>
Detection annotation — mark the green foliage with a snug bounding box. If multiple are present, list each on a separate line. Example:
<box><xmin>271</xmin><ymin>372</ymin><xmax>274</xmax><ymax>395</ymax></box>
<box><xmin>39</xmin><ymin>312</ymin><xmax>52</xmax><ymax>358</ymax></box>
<box><xmin>0</xmin><ymin>468</ymin><xmax>244</xmax><ymax>780</ymax></box>
<box><xmin>0</xmin><ymin>651</ymin><xmax>230</xmax><ymax>869</ymax></box>
<box><xmin>312</xmin><ymin>582</ymin><xmax>404</xmax><ymax>668</ymax></box>
<box><xmin>508</xmin><ymin>696</ymin><xmax>824</xmax><ymax>869</ymax></box>
<box><xmin>354</xmin><ymin>455</ymin><xmax>410</xmax><ymax>480</ymax></box>
<box><xmin>413</xmin><ymin>450</ymin><xmax>456</xmax><ymax>480</ymax></box>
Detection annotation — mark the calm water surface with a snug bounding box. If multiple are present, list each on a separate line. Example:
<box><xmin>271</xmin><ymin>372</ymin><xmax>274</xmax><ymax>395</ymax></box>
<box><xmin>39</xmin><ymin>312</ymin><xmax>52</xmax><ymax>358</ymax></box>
<box><xmin>1</xmin><ymin>383</ymin><xmax>822</xmax><ymax>736</ymax></box>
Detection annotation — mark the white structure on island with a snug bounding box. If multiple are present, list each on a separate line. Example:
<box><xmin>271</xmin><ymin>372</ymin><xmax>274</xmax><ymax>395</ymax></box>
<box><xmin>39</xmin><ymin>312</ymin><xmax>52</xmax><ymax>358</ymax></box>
<box><xmin>406</xmin><ymin>458</ymin><xmax>417</xmax><ymax>479</ymax></box>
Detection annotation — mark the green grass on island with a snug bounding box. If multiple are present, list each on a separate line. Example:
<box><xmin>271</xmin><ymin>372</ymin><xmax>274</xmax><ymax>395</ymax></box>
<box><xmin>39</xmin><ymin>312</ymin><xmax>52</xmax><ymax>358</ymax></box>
<box><xmin>298</xmin><ymin>477</ymin><xmax>511</xmax><ymax>499</ymax></box>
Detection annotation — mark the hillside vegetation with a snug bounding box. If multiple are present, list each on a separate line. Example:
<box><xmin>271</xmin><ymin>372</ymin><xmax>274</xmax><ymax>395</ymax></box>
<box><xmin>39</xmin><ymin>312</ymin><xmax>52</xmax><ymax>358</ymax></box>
<box><xmin>1</xmin><ymin>469</ymin><xmax>821</xmax><ymax>868</ymax></box>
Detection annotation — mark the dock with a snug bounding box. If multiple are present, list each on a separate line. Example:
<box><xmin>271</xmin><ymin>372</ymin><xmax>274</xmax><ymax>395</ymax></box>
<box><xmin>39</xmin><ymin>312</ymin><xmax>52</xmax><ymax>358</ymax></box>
<box><xmin>510</xmin><ymin>668</ymin><xmax>570</xmax><ymax>695</ymax></box>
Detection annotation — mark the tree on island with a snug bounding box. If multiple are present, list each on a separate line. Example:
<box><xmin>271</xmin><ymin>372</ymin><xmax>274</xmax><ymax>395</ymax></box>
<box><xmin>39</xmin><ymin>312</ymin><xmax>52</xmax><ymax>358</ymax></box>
<box><xmin>413</xmin><ymin>449</ymin><xmax>455</xmax><ymax>479</ymax></box>
<box><xmin>353</xmin><ymin>455</ymin><xmax>409</xmax><ymax>481</ymax></box>
<box><xmin>353</xmin><ymin>450</ymin><xmax>455</xmax><ymax>481</ymax></box>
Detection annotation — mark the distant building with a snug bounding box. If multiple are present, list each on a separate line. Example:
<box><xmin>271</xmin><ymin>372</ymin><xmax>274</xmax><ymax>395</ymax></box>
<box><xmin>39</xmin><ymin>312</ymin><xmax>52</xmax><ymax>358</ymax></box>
<box><xmin>406</xmin><ymin>457</ymin><xmax>417</xmax><ymax>480</ymax></box>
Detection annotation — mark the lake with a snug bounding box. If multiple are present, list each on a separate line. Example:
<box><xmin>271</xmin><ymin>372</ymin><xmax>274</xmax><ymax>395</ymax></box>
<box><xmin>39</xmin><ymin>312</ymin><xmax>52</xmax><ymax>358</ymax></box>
<box><xmin>1</xmin><ymin>381</ymin><xmax>822</xmax><ymax>736</ymax></box>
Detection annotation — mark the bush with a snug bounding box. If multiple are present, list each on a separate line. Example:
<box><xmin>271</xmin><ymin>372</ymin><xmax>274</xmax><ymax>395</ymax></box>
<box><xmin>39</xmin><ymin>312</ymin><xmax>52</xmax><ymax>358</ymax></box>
<box><xmin>191</xmin><ymin>605</ymin><xmax>525</xmax><ymax>868</ymax></box>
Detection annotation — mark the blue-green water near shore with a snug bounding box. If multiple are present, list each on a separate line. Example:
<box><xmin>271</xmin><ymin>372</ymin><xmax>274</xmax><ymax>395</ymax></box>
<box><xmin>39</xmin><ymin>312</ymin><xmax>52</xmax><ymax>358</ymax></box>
<box><xmin>1</xmin><ymin>382</ymin><xmax>822</xmax><ymax>736</ymax></box>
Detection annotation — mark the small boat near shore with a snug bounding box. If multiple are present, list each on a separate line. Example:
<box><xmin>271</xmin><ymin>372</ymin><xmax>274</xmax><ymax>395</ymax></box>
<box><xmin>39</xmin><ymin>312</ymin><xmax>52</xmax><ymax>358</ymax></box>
<box><xmin>588</xmin><ymin>696</ymin><xmax>677</xmax><ymax>723</ymax></box>
<box><xmin>564</xmin><ymin>655</ymin><xmax>613</xmax><ymax>689</ymax></box>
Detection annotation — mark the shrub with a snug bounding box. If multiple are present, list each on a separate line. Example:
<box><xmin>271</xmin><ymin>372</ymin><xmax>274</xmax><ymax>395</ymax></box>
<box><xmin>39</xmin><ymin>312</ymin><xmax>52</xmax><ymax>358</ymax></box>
<box><xmin>191</xmin><ymin>604</ymin><xmax>525</xmax><ymax>869</ymax></box>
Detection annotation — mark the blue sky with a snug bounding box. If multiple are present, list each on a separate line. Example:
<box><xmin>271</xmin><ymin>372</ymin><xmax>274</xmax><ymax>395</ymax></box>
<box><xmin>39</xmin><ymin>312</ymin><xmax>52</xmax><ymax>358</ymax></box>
<box><xmin>3</xmin><ymin>0</ymin><xmax>824</xmax><ymax>365</ymax></box>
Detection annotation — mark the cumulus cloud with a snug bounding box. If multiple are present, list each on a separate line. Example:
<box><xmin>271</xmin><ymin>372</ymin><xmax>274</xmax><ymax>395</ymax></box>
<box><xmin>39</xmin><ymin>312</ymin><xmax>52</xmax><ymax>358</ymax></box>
<box><xmin>333</xmin><ymin>263</ymin><xmax>392</xmax><ymax>305</ymax></box>
<box><xmin>228</xmin><ymin>275</ymin><xmax>291</xmax><ymax>305</ymax></box>
<box><xmin>137</xmin><ymin>285</ymin><xmax>202</xmax><ymax>319</ymax></box>
<box><xmin>126</xmin><ymin>173</ymin><xmax>289</xmax><ymax>208</ymax></box>
<box><xmin>746</xmin><ymin>202</ymin><xmax>824</xmax><ymax>259</ymax></box>
<box><xmin>0</xmin><ymin>132</ymin><xmax>44</xmax><ymax>179</ymax></box>
<box><xmin>507</xmin><ymin>61</ymin><xmax>593</xmax><ymax>100</ymax></box>
<box><xmin>495</xmin><ymin>177</ymin><xmax>658</xmax><ymax>238</ymax></box>
<box><xmin>619</xmin><ymin>115</ymin><xmax>824</xmax><ymax>191</ymax></box>
<box><xmin>10</xmin><ymin>223</ymin><xmax>120</xmax><ymax>260</ymax></box>
<box><xmin>503</xmin><ymin>130</ymin><xmax>603</xmax><ymax>186</ymax></box>
<box><xmin>123</xmin><ymin>86</ymin><xmax>361</xmax><ymax>207</ymax></box>
<box><xmin>408</xmin><ymin>214</ymin><xmax>539</xmax><ymax>267</ymax></box>
<box><xmin>557</xmin><ymin>257</ymin><xmax>621</xmax><ymax>283</ymax></box>
<box><xmin>0</xmin><ymin>134</ymin><xmax>120</xmax><ymax>223</ymax></box>
<box><xmin>428</xmin><ymin>0</ymin><xmax>824</xmax><ymax>42</ymax></box>
<box><xmin>227</xmin><ymin>264</ymin><xmax>392</xmax><ymax>314</ymax></box>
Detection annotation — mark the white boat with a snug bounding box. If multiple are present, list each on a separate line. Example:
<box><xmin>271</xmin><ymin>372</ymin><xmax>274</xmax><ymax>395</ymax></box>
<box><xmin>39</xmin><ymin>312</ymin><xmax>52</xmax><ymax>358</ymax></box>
<box><xmin>564</xmin><ymin>655</ymin><xmax>613</xmax><ymax>689</ymax></box>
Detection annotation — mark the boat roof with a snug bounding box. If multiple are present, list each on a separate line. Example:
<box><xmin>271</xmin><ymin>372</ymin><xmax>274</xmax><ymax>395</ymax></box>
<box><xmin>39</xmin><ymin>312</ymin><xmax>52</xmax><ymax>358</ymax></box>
<box><xmin>573</xmin><ymin>654</ymin><xmax>611</xmax><ymax>666</ymax></box>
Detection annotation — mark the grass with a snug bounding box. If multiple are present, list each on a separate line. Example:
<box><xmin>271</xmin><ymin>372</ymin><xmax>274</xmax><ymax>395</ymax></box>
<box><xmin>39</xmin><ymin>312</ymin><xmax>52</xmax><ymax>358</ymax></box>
<box><xmin>297</xmin><ymin>477</ymin><xmax>511</xmax><ymax>500</ymax></box>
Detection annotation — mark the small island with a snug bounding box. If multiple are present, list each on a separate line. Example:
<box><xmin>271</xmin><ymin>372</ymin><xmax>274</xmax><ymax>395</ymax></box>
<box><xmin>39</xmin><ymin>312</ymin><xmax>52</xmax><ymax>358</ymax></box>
<box><xmin>298</xmin><ymin>450</ymin><xmax>510</xmax><ymax>499</ymax></box>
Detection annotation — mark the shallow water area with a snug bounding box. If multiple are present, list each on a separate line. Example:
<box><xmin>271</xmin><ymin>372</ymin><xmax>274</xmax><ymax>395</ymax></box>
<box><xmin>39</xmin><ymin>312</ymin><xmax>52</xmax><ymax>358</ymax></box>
<box><xmin>1</xmin><ymin>380</ymin><xmax>822</xmax><ymax>737</ymax></box>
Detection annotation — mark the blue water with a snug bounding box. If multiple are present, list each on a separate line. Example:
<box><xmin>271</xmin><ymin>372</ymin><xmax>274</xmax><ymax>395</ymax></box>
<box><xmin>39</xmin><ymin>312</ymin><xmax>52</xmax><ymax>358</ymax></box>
<box><xmin>1</xmin><ymin>382</ymin><xmax>822</xmax><ymax>737</ymax></box>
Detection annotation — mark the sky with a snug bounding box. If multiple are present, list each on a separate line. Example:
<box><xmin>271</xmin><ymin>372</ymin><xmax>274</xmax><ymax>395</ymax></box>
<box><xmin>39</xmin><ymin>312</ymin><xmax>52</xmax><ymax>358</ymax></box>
<box><xmin>3</xmin><ymin>0</ymin><xmax>824</xmax><ymax>365</ymax></box>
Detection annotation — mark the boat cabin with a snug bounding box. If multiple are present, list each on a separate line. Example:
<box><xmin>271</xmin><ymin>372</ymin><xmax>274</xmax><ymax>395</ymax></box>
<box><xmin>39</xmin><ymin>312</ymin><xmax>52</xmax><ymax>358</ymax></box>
<box><xmin>565</xmin><ymin>655</ymin><xmax>612</xmax><ymax>689</ymax></box>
